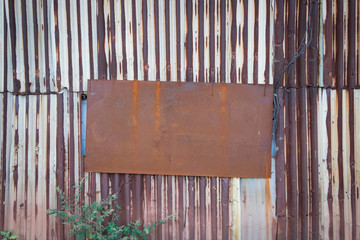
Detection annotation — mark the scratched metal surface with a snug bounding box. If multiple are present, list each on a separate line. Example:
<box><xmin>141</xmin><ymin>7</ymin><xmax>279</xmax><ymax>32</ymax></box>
<box><xmin>0</xmin><ymin>0</ymin><xmax>359</xmax><ymax>239</ymax></box>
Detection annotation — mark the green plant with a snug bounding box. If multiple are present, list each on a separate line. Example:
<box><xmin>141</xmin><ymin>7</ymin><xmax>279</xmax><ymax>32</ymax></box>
<box><xmin>0</xmin><ymin>229</ymin><xmax>19</xmax><ymax>240</ymax></box>
<box><xmin>47</xmin><ymin>178</ymin><xmax>175</xmax><ymax>240</ymax></box>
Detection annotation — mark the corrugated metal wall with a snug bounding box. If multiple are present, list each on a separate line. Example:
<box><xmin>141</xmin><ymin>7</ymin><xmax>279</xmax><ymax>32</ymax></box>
<box><xmin>274</xmin><ymin>0</ymin><xmax>360</xmax><ymax>239</ymax></box>
<box><xmin>0</xmin><ymin>0</ymin><xmax>359</xmax><ymax>239</ymax></box>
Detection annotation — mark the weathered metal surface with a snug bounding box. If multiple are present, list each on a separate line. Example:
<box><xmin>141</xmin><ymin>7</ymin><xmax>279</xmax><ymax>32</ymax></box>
<box><xmin>0</xmin><ymin>0</ymin><xmax>359</xmax><ymax>239</ymax></box>
<box><xmin>86</xmin><ymin>80</ymin><xmax>273</xmax><ymax>178</ymax></box>
<box><xmin>2</xmin><ymin>88</ymin><xmax>360</xmax><ymax>239</ymax></box>
<box><xmin>0</xmin><ymin>92</ymin><xmax>276</xmax><ymax>239</ymax></box>
<box><xmin>273</xmin><ymin>1</ymin><xmax>360</xmax><ymax>239</ymax></box>
<box><xmin>0</xmin><ymin>0</ymin><xmax>273</xmax><ymax>93</ymax></box>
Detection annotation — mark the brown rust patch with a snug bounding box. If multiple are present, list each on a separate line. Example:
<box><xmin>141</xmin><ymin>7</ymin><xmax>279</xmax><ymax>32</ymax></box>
<box><xmin>155</xmin><ymin>81</ymin><xmax>161</xmax><ymax>130</ymax></box>
<box><xmin>132</xmin><ymin>81</ymin><xmax>139</xmax><ymax>167</ymax></box>
<box><xmin>55</xmin><ymin>93</ymin><xmax>65</xmax><ymax>238</ymax></box>
<box><xmin>85</xmin><ymin>80</ymin><xmax>273</xmax><ymax>178</ymax></box>
<box><xmin>132</xmin><ymin>81</ymin><xmax>139</xmax><ymax>127</ymax></box>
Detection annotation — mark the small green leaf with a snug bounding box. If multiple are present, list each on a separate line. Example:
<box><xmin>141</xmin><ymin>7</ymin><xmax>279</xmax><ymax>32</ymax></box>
<box><xmin>9</xmin><ymin>235</ymin><xmax>19</xmax><ymax>239</ymax></box>
<box><xmin>47</xmin><ymin>177</ymin><xmax>175</xmax><ymax>240</ymax></box>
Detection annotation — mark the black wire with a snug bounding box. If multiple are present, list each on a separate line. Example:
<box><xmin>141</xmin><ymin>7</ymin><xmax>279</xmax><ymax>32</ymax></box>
<box><xmin>274</xmin><ymin>1</ymin><xmax>314</xmax><ymax>89</ymax></box>
<box><xmin>272</xmin><ymin>0</ymin><xmax>315</xmax><ymax>139</ymax></box>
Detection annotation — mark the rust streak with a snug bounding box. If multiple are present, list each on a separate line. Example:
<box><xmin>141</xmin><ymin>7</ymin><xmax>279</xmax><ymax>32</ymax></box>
<box><xmin>142</xmin><ymin>0</ymin><xmax>148</xmax><ymax>81</ymax></box>
<box><xmin>155</xmin><ymin>81</ymin><xmax>160</xmax><ymax>130</ymax></box>
<box><xmin>24</xmin><ymin>96</ymin><xmax>29</xmax><ymax>225</ymax></box>
<box><xmin>45</xmin><ymin>94</ymin><xmax>51</xmax><ymax>239</ymax></box>
<box><xmin>132</xmin><ymin>81</ymin><xmax>139</xmax><ymax>168</ymax></box>
<box><xmin>43</xmin><ymin>0</ymin><xmax>50</xmax><ymax>92</ymax></box>
<box><xmin>285</xmin><ymin>0</ymin><xmax>296</xmax><ymax>88</ymax></box>
<box><xmin>326</xmin><ymin>88</ymin><xmax>333</xmax><ymax>239</ymax></box>
<box><xmin>154</xmin><ymin>0</ymin><xmax>160</xmax><ymax>80</ymax></box>
<box><xmin>66</xmin><ymin>0</ymin><xmax>73</xmax><ymax>90</ymax></box>
<box><xmin>221</xmin><ymin>178</ymin><xmax>229</xmax><ymax>239</ymax></box>
<box><xmin>286</xmin><ymin>89</ymin><xmax>297</xmax><ymax>238</ymax></box>
<box><xmin>186</xmin><ymin>0</ymin><xmax>193</xmax><ymax>82</ymax></box>
<box><xmin>165</xmin><ymin>0</ymin><xmax>170</xmax><ymax>81</ymax></box>
<box><xmin>337</xmin><ymin>89</ymin><xmax>345</xmax><ymax>240</ymax></box>
<box><xmin>132</xmin><ymin>0</ymin><xmax>138</xmax><ymax>80</ymax></box>
<box><xmin>241</xmin><ymin>0</ymin><xmax>248</xmax><ymax>84</ymax></box>
<box><xmin>55</xmin><ymin>94</ymin><xmax>64</xmax><ymax>239</ymax></box>
<box><xmin>33</xmin><ymin>0</ymin><xmax>40</xmax><ymax>93</ymax></box>
<box><xmin>132</xmin><ymin>80</ymin><xmax>139</xmax><ymax>128</ymax></box>
<box><xmin>264</xmin><ymin>0</ymin><xmax>270</xmax><ymax>85</ymax></box>
<box><xmin>265</xmin><ymin>178</ymin><xmax>271</xmax><ymax>238</ymax></box>
<box><xmin>76</xmin><ymin>0</ymin><xmax>84</xmax><ymax>91</ymax></box>
<box><xmin>110</xmin><ymin>0</ymin><xmax>117</xmax><ymax>80</ymax></box>
<box><xmin>21</xmin><ymin>0</ymin><xmax>30</xmax><ymax>93</ymax></box>
<box><xmin>297</xmin><ymin>87</ymin><xmax>309</xmax><ymax>239</ymax></box>
<box><xmin>121</xmin><ymin>0</ymin><xmax>128</xmax><ymax>79</ymax></box>
<box><xmin>230</xmin><ymin>0</ymin><xmax>237</xmax><ymax>84</ymax></box>
<box><xmin>97</xmin><ymin>0</ymin><xmax>107</xmax><ymax>79</ymax></box>
<box><xmin>0</xmin><ymin>4</ymin><xmax>9</xmax><ymax>230</ymax></box>
<box><xmin>88</xmin><ymin>0</ymin><xmax>94</xmax><ymax>80</ymax></box>
<box><xmin>348</xmin><ymin>89</ymin><xmax>356</xmax><ymax>239</ymax></box>
<box><xmin>220</xmin><ymin>0</ymin><xmax>225</xmax><ymax>83</ymax></box>
<box><xmin>176</xmin><ymin>0</ymin><xmax>180</xmax><ymax>82</ymax></box>
<box><xmin>198</xmin><ymin>0</ymin><xmax>204</xmax><ymax>83</ymax></box>
<box><xmin>253</xmin><ymin>0</ymin><xmax>259</xmax><ymax>85</ymax></box>
<box><xmin>209</xmin><ymin>0</ymin><xmax>215</xmax><ymax>83</ymax></box>
<box><xmin>13</xmin><ymin>96</ymin><xmax>19</xmax><ymax>224</ymax></box>
<box><xmin>309</xmin><ymin>87</ymin><xmax>319</xmax><ymax>240</ymax></box>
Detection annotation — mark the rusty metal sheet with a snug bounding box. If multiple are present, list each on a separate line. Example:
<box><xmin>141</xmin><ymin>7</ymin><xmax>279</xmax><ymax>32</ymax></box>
<box><xmin>85</xmin><ymin>80</ymin><xmax>273</xmax><ymax>178</ymax></box>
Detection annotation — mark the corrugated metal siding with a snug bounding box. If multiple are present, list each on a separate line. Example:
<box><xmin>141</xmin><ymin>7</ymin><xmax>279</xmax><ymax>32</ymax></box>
<box><xmin>0</xmin><ymin>0</ymin><xmax>359</xmax><ymax>239</ymax></box>
<box><xmin>0</xmin><ymin>92</ymin><xmax>276</xmax><ymax>239</ymax></box>
<box><xmin>274</xmin><ymin>0</ymin><xmax>360</xmax><ymax>239</ymax></box>
<box><xmin>274</xmin><ymin>88</ymin><xmax>360</xmax><ymax>239</ymax></box>
<box><xmin>0</xmin><ymin>0</ymin><xmax>272</xmax><ymax>93</ymax></box>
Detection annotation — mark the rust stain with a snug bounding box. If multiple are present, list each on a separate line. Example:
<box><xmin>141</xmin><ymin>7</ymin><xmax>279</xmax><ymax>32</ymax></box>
<box><xmin>85</xmin><ymin>80</ymin><xmax>273</xmax><ymax>178</ymax></box>
<box><xmin>132</xmin><ymin>80</ymin><xmax>139</xmax><ymax>165</ymax></box>
<box><xmin>265</xmin><ymin>156</ymin><xmax>270</xmax><ymax>178</ymax></box>
<box><xmin>155</xmin><ymin>81</ymin><xmax>161</xmax><ymax>130</ymax></box>
<box><xmin>132</xmin><ymin>80</ymin><xmax>139</xmax><ymax>128</ymax></box>
<box><xmin>221</xmin><ymin>83</ymin><xmax>226</xmax><ymax>112</ymax></box>
<box><xmin>220</xmin><ymin>83</ymin><xmax>228</xmax><ymax>174</ymax></box>
<box><xmin>55</xmin><ymin>45</ymin><xmax>59</xmax><ymax>63</ymax></box>
<box><xmin>154</xmin><ymin>81</ymin><xmax>161</xmax><ymax>160</ymax></box>
<box><xmin>265</xmin><ymin>178</ymin><xmax>271</xmax><ymax>238</ymax></box>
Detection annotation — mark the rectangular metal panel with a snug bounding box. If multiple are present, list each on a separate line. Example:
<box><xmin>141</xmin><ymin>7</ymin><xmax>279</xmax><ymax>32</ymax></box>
<box><xmin>85</xmin><ymin>80</ymin><xmax>273</xmax><ymax>178</ymax></box>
